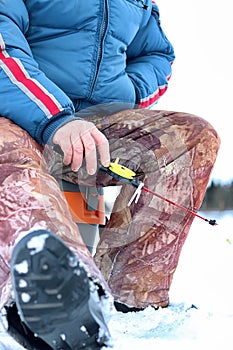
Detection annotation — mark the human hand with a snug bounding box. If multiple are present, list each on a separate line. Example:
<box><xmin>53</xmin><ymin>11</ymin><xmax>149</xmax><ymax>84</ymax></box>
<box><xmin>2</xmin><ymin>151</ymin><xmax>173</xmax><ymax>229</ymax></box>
<box><xmin>52</xmin><ymin>120</ymin><xmax>110</xmax><ymax>174</ymax></box>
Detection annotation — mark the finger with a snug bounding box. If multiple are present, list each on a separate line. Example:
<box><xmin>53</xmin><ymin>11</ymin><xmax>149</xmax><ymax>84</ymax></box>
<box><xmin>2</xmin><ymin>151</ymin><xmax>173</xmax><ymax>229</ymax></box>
<box><xmin>81</xmin><ymin>133</ymin><xmax>97</xmax><ymax>175</ymax></box>
<box><xmin>70</xmin><ymin>135</ymin><xmax>84</xmax><ymax>171</ymax></box>
<box><xmin>91</xmin><ymin>128</ymin><xmax>110</xmax><ymax>167</ymax></box>
<box><xmin>98</xmin><ymin>140</ymin><xmax>110</xmax><ymax>167</ymax></box>
<box><xmin>53</xmin><ymin>129</ymin><xmax>74</xmax><ymax>166</ymax></box>
<box><xmin>57</xmin><ymin>139</ymin><xmax>73</xmax><ymax>166</ymax></box>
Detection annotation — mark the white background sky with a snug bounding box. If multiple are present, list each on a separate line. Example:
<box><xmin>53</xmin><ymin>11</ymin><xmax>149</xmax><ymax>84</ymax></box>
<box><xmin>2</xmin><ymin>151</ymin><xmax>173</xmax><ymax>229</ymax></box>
<box><xmin>155</xmin><ymin>0</ymin><xmax>232</xmax><ymax>183</ymax></box>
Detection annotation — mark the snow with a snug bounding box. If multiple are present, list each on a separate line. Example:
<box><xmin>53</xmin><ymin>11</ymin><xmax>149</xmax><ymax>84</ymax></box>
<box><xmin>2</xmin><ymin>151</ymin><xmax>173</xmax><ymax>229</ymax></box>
<box><xmin>1</xmin><ymin>211</ymin><xmax>233</xmax><ymax>350</ymax></box>
<box><xmin>18</xmin><ymin>280</ymin><xmax>27</xmax><ymax>289</ymax></box>
<box><xmin>13</xmin><ymin>261</ymin><xmax>29</xmax><ymax>275</ymax></box>
<box><xmin>108</xmin><ymin>211</ymin><xmax>233</xmax><ymax>350</ymax></box>
<box><xmin>20</xmin><ymin>293</ymin><xmax>31</xmax><ymax>304</ymax></box>
<box><xmin>26</xmin><ymin>233</ymin><xmax>49</xmax><ymax>255</ymax></box>
<box><xmin>60</xmin><ymin>333</ymin><xmax>66</xmax><ymax>341</ymax></box>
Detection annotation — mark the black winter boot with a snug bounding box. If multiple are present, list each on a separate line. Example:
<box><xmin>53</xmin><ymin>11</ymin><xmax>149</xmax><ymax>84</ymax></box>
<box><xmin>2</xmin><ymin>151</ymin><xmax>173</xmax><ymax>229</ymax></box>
<box><xmin>9</xmin><ymin>229</ymin><xmax>112</xmax><ymax>350</ymax></box>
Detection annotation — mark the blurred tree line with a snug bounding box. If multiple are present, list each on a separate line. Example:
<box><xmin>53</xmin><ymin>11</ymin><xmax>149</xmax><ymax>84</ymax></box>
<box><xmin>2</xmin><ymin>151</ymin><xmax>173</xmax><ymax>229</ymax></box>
<box><xmin>201</xmin><ymin>180</ymin><xmax>233</xmax><ymax>211</ymax></box>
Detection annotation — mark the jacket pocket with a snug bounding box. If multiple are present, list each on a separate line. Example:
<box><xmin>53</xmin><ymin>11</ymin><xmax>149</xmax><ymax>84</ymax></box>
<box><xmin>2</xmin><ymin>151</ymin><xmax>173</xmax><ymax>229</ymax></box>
<box><xmin>125</xmin><ymin>0</ymin><xmax>150</xmax><ymax>10</ymax></box>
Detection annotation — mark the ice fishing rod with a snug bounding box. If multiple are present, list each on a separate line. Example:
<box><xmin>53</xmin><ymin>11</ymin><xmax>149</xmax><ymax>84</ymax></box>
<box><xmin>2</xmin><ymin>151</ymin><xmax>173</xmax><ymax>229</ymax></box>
<box><xmin>100</xmin><ymin>158</ymin><xmax>217</xmax><ymax>226</ymax></box>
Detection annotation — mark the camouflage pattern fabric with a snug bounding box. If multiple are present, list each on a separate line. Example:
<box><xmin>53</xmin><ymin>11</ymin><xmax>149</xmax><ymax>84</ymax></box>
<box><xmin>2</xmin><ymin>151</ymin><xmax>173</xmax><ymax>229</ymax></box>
<box><xmin>0</xmin><ymin>117</ymin><xmax>110</xmax><ymax>309</ymax></box>
<box><xmin>0</xmin><ymin>109</ymin><xmax>220</xmax><ymax>309</ymax></box>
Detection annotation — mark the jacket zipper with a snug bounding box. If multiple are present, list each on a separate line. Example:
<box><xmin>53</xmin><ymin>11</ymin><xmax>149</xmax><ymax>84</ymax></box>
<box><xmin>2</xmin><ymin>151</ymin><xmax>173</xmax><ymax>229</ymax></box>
<box><xmin>136</xmin><ymin>0</ymin><xmax>149</xmax><ymax>9</ymax></box>
<box><xmin>89</xmin><ymin>0</ymin><xmax>108</xmax><ymax>100</ymax></box>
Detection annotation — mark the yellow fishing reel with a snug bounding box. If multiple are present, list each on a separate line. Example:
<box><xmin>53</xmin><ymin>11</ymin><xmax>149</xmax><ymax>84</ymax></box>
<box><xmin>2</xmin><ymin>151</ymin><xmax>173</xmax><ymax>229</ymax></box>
<box><xmin>108</xmin><ymin>158</ymin><xmax>136</xmax><ymax>180</ymax></box>
<box><xmin>99</xmin><ymin>157</ymin><xmax>140</xmax><ymax>187</ymax></box>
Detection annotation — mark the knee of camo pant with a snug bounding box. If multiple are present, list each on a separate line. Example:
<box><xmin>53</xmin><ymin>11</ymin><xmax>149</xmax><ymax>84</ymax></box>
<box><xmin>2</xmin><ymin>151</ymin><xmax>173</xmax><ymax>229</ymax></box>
<box><xmin>184</xmin><ymin>114</ymin><xmax>220</xmax><ymax>176</ymax></box>
<box><xmin>178</xmin><ymin>113</ymin><xmax>220</xmax><ymax>152</ymax></box>
<box><xmin>0</xmin><ymin>117</ymin><xmax>43</xmax><ymax>167</ymax></box>
<box><xmin>171</xmin><ymin>113</ymin><xmax>220</xmax><ymax>211</ymax></box>
<box><xmin>167</xmin><ymin>112</ymin><xmax>220</xmax><ymax>180</ymax></box>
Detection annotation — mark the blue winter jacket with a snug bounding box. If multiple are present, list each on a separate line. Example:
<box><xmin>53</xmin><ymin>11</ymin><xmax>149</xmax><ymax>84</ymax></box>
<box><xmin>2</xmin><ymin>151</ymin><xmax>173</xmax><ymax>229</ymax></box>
<box><xmin>0</xmin><ymin>0</ymin><xmax>175</xmax><ymax>144</ymax></box>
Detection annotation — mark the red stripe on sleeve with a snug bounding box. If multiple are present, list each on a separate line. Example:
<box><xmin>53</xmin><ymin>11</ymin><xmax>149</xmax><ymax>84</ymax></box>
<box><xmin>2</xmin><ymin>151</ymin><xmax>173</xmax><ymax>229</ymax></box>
<box><xmin>0</xmin><ymin>50</ymin><xmax>61</xmax><ymax>116</ymax></box>
<box><xmin>138</xmin><ymin>86</ymin><xmax>168</xmax><ymax>109</ymax></box>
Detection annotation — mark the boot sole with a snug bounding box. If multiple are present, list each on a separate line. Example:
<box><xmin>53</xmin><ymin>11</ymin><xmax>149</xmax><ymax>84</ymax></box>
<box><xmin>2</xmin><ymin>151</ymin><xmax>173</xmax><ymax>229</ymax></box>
<box><xmin>10</xmin><ymin>229</ymin><xmax>110</xmax><ymax>349</ymax></box>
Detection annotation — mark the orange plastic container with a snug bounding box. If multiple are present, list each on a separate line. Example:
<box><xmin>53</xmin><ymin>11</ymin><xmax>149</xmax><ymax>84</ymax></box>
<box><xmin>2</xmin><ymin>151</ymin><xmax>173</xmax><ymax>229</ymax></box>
<box><xmin>62</xmin><ymin>190</ymin><xmax>105</xmax><ymax>225</ymax></box>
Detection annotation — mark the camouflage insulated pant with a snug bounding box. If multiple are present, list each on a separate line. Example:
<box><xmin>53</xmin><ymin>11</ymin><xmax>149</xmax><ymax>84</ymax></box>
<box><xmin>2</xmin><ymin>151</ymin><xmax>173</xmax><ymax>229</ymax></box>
<box><xmin>0</xmin><ymin>109</ymin><xmax>220</xmax><ymax>309</ymax></box>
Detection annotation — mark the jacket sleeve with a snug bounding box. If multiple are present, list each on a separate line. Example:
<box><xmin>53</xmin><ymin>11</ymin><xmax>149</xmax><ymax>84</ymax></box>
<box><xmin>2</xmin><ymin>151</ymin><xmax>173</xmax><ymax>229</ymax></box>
<box><xmin>126</xmin><ymin>2</ymin><xmax>175</xmax><ymax>109</ymax></box>
<box><xmin>0</xmin><ymin>0</ymin><xmax>76</xmax><ymax>144</ymax></box>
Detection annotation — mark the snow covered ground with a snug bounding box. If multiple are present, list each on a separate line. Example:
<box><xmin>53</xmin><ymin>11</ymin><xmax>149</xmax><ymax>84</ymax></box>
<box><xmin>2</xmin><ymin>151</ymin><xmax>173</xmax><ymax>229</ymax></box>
<box><xmin>108</xmin><ymin>210</ymin><xmax>233</xmax><ymax>350</ymax></box>
<box><xmin>1</xmin><ymin>210</ymin><xmax>233</xmax><ymax>350</ymax></box>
